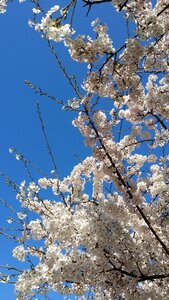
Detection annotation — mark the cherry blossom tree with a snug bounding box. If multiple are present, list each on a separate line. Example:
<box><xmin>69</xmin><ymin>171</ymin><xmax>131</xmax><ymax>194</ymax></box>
<box><xmin>0</xmin><ymin>0</ymin><xmax>169</xmax><ymax>299</ymax></box>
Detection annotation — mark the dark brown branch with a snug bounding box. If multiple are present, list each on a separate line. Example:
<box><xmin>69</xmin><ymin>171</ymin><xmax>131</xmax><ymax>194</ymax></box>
<box><xmin>119</xmin><ymin>0</ymin><xmax>129</xmax><ymax>11</ymax></box>
<box><xmin>83</xmin><ymin>0</ymin><xmax>112</xmax><ymax>15</ymax></box>
<box><xmin>104</xmin><ymin>249</ymin><xmax>169</xmax><ymax>282</ymax></box>
<box><xmin>120</xmin><ymin>139</ymin><xmax>154</xmax><ymax>150</ymax></box>
<box><xmin>84</xmin><ymin>106</ymin><xmax>129</xmax><ymax>191</ymax></box>
<box><xmin>83</xmin><ymin>0</ymin><xmax>112</xmax><ymax>6</ymax></box>
<box><xmin>84</xmin><ymin>106</ymin><xmax>169</xmax><ymax>256</ymax></box>
<box><xmin>136</xmin><ymin>205</ymin><xmax>169</xmax><ymax>256</ymax></box>
<box><xmin>150</xmin><ymin>112</ymin><xmax>168</xmax><ymax>130</ymax></box>
<box><xmin>157</xmin><ymin>3</ymin><xmax>169</xmax><ymax>17</ymax></box>
<box><xmin>138</xmin><ymin>273</ymin><xmax>169</xmax><ymax>282</ymax></box>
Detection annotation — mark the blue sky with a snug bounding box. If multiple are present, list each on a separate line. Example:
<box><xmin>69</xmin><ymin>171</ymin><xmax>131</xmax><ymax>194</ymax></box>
<box><xmin>0</xmin><ymin>1</ymin><xmax>128</xmax><ymax>298</ymax></box>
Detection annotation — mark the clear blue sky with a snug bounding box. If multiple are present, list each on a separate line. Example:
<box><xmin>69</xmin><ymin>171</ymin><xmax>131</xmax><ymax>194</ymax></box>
<box><xmin>0</xmin><ymin>1</ymin><xmax>128</xmax><ymax>298</ymax></box>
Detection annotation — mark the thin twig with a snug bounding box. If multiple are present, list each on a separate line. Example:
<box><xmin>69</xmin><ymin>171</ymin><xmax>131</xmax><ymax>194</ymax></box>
<box><xmin>36</xmin><ymin>102</ymin><xmax>58</xmax><ymax>175</ymax></box>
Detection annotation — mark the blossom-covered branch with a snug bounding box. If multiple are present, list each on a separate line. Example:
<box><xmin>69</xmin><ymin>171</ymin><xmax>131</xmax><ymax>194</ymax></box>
<box><xmin>0</xmin><ymin>0</ymin><xmax>169</xmax><ymax>299</ymax></box>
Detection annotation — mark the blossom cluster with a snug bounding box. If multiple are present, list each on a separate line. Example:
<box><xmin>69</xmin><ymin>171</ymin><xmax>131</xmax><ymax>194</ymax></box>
<box><xmin>13</xmin><ymin>161</ymin><xmax>169</xmax><ymax>299</ymax></box>
<box><xmin>1</xmin><ymin>0</ymin><xmax>169</xmax><ymax>299</ymax></box>
<box><xmin>35</xmin><ymin>5</ymin><xmax>73</xmax><ymax>42</ymax></box>
<box><xmin>0</xmin><ymin>0</ymin><xmax>7</xmax><ymax>13</ymax></box>
<box><xmin>66</xmin><ymin>19</ymin><xmax>114</xmax><ymax>63</ymax></box>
